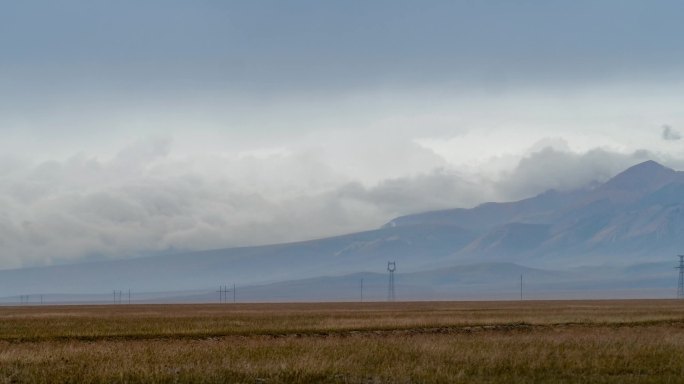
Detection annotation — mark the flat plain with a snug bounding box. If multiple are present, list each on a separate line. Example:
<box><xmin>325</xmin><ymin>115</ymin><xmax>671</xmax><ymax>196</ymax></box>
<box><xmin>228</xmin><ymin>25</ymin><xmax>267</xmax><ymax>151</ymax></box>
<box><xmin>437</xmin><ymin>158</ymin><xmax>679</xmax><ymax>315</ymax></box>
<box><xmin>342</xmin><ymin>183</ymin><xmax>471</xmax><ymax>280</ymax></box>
<box><xmin>1</xmin><ymin>300</ymin><xmax>684</xmax><ymax>383</ymax></box>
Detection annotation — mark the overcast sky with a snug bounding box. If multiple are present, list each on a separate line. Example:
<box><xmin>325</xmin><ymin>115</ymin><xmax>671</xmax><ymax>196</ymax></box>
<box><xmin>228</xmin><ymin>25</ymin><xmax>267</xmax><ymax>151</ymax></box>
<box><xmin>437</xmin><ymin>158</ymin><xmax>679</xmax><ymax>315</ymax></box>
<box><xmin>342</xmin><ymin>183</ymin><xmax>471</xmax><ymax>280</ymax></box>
<box><xmin>1</xmin><ymin>1</ymin><xmax>684</xmax><ymax>268</ymax></box>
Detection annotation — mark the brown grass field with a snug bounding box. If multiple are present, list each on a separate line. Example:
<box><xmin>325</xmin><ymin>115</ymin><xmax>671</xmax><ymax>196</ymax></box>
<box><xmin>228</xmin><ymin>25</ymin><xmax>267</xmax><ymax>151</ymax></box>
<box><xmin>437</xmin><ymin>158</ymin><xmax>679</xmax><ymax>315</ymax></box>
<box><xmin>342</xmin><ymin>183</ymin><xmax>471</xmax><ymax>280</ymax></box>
<box><xmin>1</xmin><ymin>300</ymin><xmax>684</xmax><ymax>383</ymax></box>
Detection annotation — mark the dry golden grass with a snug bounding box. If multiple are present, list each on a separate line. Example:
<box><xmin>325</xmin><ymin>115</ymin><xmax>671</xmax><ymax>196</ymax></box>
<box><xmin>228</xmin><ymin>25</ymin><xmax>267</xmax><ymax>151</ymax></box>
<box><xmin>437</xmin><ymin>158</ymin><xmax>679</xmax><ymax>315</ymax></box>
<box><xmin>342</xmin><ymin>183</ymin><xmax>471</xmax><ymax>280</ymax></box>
<box><xmin>1</xmin><ymin>300</ymin><xmax>684</xmax><ymax>383</ymax></box>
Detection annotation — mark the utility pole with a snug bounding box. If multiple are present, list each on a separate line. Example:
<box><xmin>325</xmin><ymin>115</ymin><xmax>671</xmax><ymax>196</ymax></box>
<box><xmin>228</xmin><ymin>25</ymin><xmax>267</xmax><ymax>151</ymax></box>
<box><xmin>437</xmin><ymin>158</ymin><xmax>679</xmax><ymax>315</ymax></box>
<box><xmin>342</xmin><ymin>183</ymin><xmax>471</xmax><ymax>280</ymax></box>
<box><xmin>113</xmin><ymin>290</ymin><xmax>123</xmax><ymax>304</ymax></box>
<box><xmin>360</xmin><ymin>278</ymin><xmax>364</xmax><ymax>303</ymax></box>
<box><xmin>520</xmin><ymin>274</ymin><xmax>523</xmax><ymax>301</ymax></box>
<box><xmin>677</xmin><ymin>255</ymin><xmax>684</xmax><ymax>299</ymax></box>
<box><xmin>233</xmin><ymin>283</ymin><xmax>236</xmax><ymax>303</ymax></box>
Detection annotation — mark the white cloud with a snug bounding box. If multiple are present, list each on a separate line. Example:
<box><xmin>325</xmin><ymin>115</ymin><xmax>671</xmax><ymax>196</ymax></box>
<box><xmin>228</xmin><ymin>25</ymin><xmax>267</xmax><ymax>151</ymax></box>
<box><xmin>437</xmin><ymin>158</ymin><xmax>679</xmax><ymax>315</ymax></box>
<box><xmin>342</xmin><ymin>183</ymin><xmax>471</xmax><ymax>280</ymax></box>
<box><xmin>495</xmin><ymin>147</ymin><xmax>654</xmax><ymax>200</ymax></box>
<box><xmin>0</xmin><ymin>133</ymin><xmax>675</xmax><ymax>269</ymax></box>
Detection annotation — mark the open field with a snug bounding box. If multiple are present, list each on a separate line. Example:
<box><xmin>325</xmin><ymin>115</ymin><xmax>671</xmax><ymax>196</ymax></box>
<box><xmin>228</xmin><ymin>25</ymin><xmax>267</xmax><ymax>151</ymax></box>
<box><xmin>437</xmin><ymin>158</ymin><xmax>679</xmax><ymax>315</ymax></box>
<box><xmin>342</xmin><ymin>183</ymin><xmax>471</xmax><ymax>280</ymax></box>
<box><xmin>1</xmin><ymin>300</ymin><xmax>684</xmax><ymax>383</ymax></box>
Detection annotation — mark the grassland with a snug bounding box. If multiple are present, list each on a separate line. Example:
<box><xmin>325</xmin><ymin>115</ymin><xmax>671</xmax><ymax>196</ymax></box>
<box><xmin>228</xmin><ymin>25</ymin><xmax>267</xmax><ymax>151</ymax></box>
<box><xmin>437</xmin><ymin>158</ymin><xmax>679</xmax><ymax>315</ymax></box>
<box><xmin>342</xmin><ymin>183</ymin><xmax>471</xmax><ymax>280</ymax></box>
<box><xmin>1</xmin><ymin>300</ymin><xmax>684</xmax><ymax>383</ymax></box>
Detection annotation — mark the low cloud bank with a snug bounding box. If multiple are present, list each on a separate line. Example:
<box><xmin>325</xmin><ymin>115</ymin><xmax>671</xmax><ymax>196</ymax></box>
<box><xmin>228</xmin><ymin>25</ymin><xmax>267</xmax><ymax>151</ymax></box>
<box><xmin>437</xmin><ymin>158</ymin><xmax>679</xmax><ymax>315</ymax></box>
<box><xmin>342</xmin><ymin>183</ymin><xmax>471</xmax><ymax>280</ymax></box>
<box><xmin>0</xmin><ymin>138</ymin><xmax>669</xmax><ymax>268</ymax></box>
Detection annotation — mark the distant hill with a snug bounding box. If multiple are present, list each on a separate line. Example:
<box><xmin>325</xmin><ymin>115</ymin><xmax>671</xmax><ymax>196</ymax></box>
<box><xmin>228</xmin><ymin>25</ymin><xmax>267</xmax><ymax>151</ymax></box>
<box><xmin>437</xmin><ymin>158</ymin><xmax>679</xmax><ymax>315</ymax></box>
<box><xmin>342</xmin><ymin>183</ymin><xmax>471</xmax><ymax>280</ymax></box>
<box><xmin>0</xmin><ymin>160</ymin><xmax>681</xmax><ymax>300</ymax></box>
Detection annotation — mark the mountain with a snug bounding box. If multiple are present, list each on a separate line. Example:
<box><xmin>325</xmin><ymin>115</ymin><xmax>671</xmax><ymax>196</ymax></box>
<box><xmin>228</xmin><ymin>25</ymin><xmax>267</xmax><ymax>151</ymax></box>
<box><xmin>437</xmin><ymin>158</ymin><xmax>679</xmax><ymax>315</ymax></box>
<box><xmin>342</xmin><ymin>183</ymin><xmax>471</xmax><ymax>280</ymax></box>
<box><xmin>0</xmin><ymin>160</ymin><xmax>682</xmax><ymax>300</ymax></box>
<box><xmin>394</xmin><ymin>160</ymin><xmax>684</xmax><ymax>267</ymax></box>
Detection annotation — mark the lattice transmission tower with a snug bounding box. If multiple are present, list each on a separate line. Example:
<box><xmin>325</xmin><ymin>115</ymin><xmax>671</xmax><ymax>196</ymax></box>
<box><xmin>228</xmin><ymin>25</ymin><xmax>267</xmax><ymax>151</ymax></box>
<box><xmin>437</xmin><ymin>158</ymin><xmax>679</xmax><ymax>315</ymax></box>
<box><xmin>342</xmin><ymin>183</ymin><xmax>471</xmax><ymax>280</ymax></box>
<box><xmin>387</xmin><ymin>261</ymin><xmax>396</xmax><ymax>301</ymax></box>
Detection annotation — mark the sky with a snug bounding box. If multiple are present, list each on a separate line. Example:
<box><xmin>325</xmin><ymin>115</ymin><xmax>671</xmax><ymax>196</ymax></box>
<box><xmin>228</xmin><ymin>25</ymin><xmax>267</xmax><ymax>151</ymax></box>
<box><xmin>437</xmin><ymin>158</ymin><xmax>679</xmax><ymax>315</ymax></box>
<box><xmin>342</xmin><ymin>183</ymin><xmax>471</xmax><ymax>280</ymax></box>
<box><xmin>1</xmin><ymin>1</ymin><xmax>684</xmax><ymax>268</ymax></box>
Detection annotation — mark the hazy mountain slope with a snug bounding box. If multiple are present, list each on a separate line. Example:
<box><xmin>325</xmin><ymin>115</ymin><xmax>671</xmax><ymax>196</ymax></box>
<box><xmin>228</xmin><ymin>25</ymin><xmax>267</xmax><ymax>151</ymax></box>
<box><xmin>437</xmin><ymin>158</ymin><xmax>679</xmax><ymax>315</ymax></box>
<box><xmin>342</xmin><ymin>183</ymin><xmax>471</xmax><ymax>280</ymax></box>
<box><xmin>0</xmin><ymin>224</ymin><xmax>477</xmax><ymax>295</ymax></box>
<box><xmin>384</xmin><ymin>188</ymin><xmax>584</xmax><ymax>230</ymax></box>
<box><xmin>445</xmin><ymin>161</ymin><xmax>684</xmax><ymax>265</ymax></box>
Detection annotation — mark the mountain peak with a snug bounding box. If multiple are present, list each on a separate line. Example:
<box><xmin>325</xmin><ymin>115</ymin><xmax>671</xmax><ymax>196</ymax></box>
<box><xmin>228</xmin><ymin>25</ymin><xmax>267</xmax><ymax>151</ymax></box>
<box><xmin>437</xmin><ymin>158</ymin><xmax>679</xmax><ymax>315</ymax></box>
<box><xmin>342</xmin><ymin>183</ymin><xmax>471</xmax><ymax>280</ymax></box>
<box><xmin>602</xmin><ymin>160</ymin><xmax>676</xmax><ymax>191</ymax></box>
<box><xmin>627</xmin><ymin>160</ymin><xmax>670</xmax><ymax>172</ymax></box>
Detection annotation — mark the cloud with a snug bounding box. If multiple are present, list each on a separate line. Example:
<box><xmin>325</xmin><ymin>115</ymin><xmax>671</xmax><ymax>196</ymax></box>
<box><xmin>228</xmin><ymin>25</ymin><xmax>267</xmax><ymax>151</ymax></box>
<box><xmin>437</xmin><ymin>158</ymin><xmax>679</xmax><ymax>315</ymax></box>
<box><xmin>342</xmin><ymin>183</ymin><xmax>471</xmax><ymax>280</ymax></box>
<box><xmin>496</xmin><ymin>147</ymin><xmax>655</xmax><ymax>200</ymax></box>
<box><xmin>2</xmin><ymin>1</ymin><xmax>684</xmax><ymax>272</ymax></box>
<box><xmin>4</xmin><ymin>0</ymin><xmax>684</xmax><ymax>100</ymax></box>
<box><xmin>0</xmin><ymin>134</ymin><xmax>677</xmax><ymax>269</ymax></box>
<box><xmin>662</xmin><ymin>125</ymin><xmax>681</xmax><ymax>141</ymax></box>
<box><xmin>0</xmin><ymin>137</ymin><xmax>446</xmax><ymax>267</ymax></box>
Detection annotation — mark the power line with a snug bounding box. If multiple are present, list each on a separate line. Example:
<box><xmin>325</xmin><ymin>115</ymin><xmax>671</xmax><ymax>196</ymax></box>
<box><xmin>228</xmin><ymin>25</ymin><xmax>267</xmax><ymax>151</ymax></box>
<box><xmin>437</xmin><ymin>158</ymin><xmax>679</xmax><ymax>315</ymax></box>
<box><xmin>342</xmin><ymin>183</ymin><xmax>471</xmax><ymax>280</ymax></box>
<box><xmin>217</xmin><ymin>284</ymin><xmax>236</xmax><ymax>303</ymax></box>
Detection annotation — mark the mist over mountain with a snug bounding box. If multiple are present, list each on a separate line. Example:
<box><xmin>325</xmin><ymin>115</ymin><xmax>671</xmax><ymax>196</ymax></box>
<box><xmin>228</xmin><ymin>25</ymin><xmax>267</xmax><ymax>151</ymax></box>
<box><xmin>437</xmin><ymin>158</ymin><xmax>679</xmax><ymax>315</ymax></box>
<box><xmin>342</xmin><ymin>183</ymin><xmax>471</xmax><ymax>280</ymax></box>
<box><xmin>0</xmin><ymin>160</ymin><xmax>681</xmax><ymax>301</ymax></box>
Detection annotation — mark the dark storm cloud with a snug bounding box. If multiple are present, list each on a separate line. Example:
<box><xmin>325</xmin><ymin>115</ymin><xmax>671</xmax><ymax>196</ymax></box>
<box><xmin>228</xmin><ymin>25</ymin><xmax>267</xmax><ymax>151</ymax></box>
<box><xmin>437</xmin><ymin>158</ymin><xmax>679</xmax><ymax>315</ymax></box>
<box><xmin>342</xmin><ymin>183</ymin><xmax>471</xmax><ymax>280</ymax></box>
<box><xmin>662</xmin><ymin>125</ymin><xmax>681</xmax><ymax>141</ymax></box>
<box><xmin>2</xmin><ymin>0</ymin><xmax>684</xmax><ymax>99</ymax></box>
